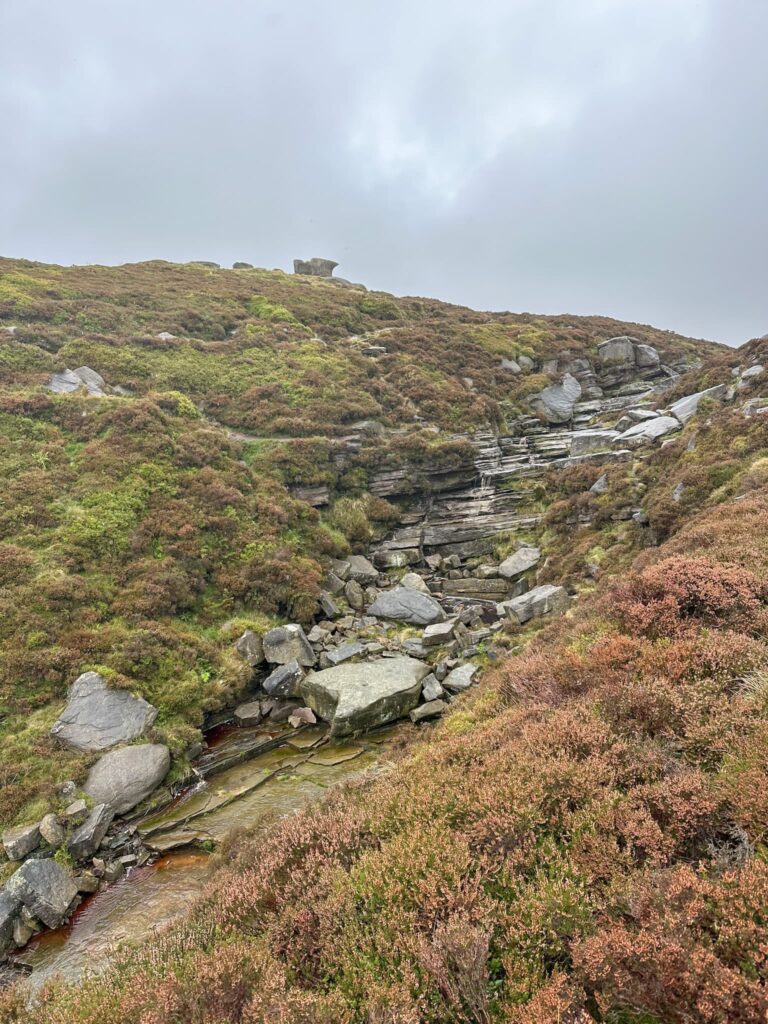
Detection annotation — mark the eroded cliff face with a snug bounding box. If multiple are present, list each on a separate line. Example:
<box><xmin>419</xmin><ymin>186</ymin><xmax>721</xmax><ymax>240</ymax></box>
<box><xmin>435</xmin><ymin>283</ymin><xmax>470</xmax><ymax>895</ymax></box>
<box><xmin>292</xmin><ymin>336</ymin><xmax>695</xmax><ymax>577</ymax></box>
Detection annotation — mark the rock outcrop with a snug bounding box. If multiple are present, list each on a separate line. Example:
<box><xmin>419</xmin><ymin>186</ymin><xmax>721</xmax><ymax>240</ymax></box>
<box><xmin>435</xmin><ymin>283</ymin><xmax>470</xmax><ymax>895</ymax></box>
<box><xmin>293</xmin><ymin>257</ymin><xmax>339</xmax><ymax>278</ymax></box>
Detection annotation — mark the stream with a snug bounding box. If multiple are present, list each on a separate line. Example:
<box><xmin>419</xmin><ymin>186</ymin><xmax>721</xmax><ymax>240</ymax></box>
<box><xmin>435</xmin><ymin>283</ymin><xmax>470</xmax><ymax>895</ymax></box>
<box><xmin>14</xmin><ymin>719</ymin><xmax>399</xmax><ymax>992</ymax></box>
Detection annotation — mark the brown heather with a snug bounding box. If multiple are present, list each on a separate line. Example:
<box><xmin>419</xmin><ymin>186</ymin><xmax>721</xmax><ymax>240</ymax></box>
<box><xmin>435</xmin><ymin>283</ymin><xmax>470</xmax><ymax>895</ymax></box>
<box><xmin>2</xmin><ymin>259</ymin><xmax>767</xmax><ymax>1021</ymax></box>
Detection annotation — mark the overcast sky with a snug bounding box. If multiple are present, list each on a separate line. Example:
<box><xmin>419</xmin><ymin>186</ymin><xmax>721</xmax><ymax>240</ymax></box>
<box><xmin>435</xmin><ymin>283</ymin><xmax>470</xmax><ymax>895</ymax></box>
<box><xmin>1</xmin><ymin>0</ymin><xmax>766</xmax><ymax>345</ymax></box>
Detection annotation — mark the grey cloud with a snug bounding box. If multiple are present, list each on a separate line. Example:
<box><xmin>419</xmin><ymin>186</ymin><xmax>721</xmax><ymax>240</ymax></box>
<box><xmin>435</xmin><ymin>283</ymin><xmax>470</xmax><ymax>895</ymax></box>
<box><xmin>1</xmin><ymin>0</ymin><xmax>766</xmax><ymax>344</ymax></box>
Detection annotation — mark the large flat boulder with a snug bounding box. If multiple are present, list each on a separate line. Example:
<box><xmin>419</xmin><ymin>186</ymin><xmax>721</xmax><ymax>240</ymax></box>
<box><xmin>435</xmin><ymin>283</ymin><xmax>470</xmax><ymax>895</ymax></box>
<box><xmin>367</xmin><ymin>587</ymin><xmax>447</xmax><ymax>626</ymax></box>
<box><xmin>300</xmin><ymin>657</ymin><xmax>430</xmax><ymax>736</ymax></box>
<box><xmin>6</xmin><ymin>858</ymin><xmax>78</xmax><ymax>929</ymax></box>
<box><xmin>51</xmin><ymin>671</ymin><xmax>157</xmax><ymax>752</ymax></box>
<box><xmin>83</xmin><ymin>743</ymin><xmax>170</xmax><ymax>815</ymax></box>
<box><xmin>529</xmin><ymin>373</ymin><xmax>582</xmax><ymax>425</ymax></box>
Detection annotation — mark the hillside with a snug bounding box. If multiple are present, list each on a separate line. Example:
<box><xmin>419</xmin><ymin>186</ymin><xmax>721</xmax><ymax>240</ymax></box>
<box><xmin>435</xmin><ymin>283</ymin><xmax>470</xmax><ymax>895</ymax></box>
<box><xmin>3</xmin><ymin>257</ymin><xmax>768</xmax><ymax>1020</ymax></box>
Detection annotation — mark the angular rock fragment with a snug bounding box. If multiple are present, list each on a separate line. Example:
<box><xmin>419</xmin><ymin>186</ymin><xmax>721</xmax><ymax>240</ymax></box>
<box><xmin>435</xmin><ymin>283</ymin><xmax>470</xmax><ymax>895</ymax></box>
<box><xmin>262</xmin><ymin>660</ymin><xmax>304</xmax><ymax>698</ymax></box>
<box><xmin>68</xmin><ymin>804</ymin><xmax>115</xmax><ymax>861</ymax></box>
<box><xmin>263</xmin><ymin>624</ymin><xmax>315</xmax><ymax>667</ymax></box>
<box><xmin>6</xmin><ymin>859</ymin><xmax>78</xmax><ymax>929</ymax></box>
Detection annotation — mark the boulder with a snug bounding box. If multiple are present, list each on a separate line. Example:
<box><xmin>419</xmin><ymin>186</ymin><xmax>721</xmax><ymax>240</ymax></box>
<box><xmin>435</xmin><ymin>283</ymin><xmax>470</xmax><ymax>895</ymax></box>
<box><xmin>669</xmin><ymin>384</ymin><xmax>728</xmax><ymax>425</ymax></box>
<box><xmin>83</xmin><ymin>744</ymin><xmax>170</xmax><ymax>815</ymax></box>
<box><xmin>500</xmin><ymin>358</ymin><xmax>521</xmax><ymax>373</ymax></box>
<box><xmin>329</xmin><ymin>558</ymin><xmax>352</xmax><ymax>581</ymax></box>
<box><xmin>322</xmin><ymin>641</ymin><xmax>365</xmax><ymax>667</ymax></box>
<box><xmin>367</xmin><ymin>588</ymin><xmax>447</xmax><ymax>626</ymax></box>
<box><xmin>498</xmin><ymin>546</ymin><xmax>541</xmax><ymax>580</ymax></box>
<box><xmin>410</xmin><ymin>700</ymin><xmax>448</xmax><ymax>723</ymax></box>
<box><xmin>422</xmin><ymin>621</ymin><xmax>456</xmax><ymax>647</ymax></box>
<box><xmin>0</xmin><ymin>891</ymin><xmax>20</xmax><ymax>954</ymax></box>
<box><xmin>400</xmin><ymin>572</ymin><xmax>431</xmax><ymax>594</ymax></box>
<box><xmin>499</xmin><ymin>584</ymin><xmax>570</xmax><ymax>625</ymax></box>
<box><xmin>263</xmin><ymin>624</ymin><xmax>315</xmax><ymax>667</ymax></box>
<box><xmin>529</xmin><ymin>373</ymin><xmax>582</xmax><ymax>425</ymax></box>
<box><xmin>47</xmin><ymin>366</ymin><xmax>107</xmax><ymax>397</ymax></box>
<box><xmin>597</xmin><ymin>337</ymin><xmax>637</xmax><ymax>367</ymax></box>
<box><xmin>6</xmin><ymin>859</ymin><xmax>78</xmax><ymax>929</ymax></box>
<box><xmin>234</xmin><ymin>699</ymin><xmax>264</xmax><ymax>725</ymax></box>
<box><xmin>344</xmin><ymin>579</ymin><xmax>365</xmax><ymax>611</ymax></box>
<box><xmin>738</xmin><ymin>364</ymin><xmax>764</xmax><ymax>388</ymax></box>
<box><xmin>635</xmin><ymin>344</ymin><xmax>661</xmax><ymax>368</ymax></box>
<box><xmin>517</xmin><ymin>355</ymin><xmax>535</xmax><ymax>372</ymax></box>
<box><xmin>262</xmin><ymin>661</ymin><xmax>304</xmax><ymax>698</ymax></box>
<box><xmin>51</xmin><ymin>671</ymin><xmax>157</xmax><ymax>752</ymax></box>
<box><xmin>63</xmin><ymin>799</ymin><xmax>88</xmax><ymax>824</ymax></box>
<box><xmin>441</xmin><ymin>578</ymin><xmax>510</xmax><ymax>600</ymax></box>
<box><xmin>570</xmin><ymin>430</ymin><xmax>619</xmax><ymax>456</ymax></box>
<box><xmin>293</xmin><ymin>257</ymin><xmax>338</xmax><ymax>278</ymax></box>
<box><xmin>67</xmin><ymin>804</ymin><xmax>114</xmax><ymax>861</ymax></box>
<box><xmin>39</xmin><ymin>814</ymin><xmax>66</xmax><ymax>849</ymax></box>
<box><xmin>616</xmin><ymin>416</ymin><xmax>681</xmax><ymax>447</ymax></box>
<box><xmin>590</xmin><ymin>473</ymin><xmax>608</xmax><ymax>495</ymax></box>
<box><xmin>300</xmin><ymin>657</ymin><xmax>430</xmax><ymax>736</ymax></box>
<box><xmin>443</xmin><ymin>663</ymin><xmax>479</xmax><ymax>692</ymax></box>
<box><xmin>421</xmin><ymin>674</ymin><xmax>445</xmax><ymax>701</ymax></box>
<box><xmin>234</xmin><ymin>630</ymin><xmax>264</xmax><ymax>667</ymax></box>
<box><xmin>324</xmin><ymin>570</ymin><xmax>345</xmax><ymax>595</ymax></box>
<box><xmin>2</xmin><ymin>823</ymin><xmax>40</xmax><ymax>861</ymax></box>
<box><xmin>318</xmin><ymin>591</ymin><xmax>341</xmax><ymax>619</ymax></box>
<box><xmin>373</xmin><ymin>549</ymin><xmax>420</xmax><ymax>569</ymax></box>
<box><xmin>347</xmin><ymin>555</ymin><xmax>379</xmax><ymax>585</ymax></box>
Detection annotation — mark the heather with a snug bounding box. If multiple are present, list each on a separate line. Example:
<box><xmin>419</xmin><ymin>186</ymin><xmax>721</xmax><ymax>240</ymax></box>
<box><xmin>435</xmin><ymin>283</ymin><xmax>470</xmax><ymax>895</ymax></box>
<box><xmin>11</xmin><ymin>457</ymin><xmax>768</xmax><ymax>1022</ymax></box>
<box><xmin>0</xmin><ymin>258</ymin><xmax>717</xmax><ymax>830</ymax></box>
<box><xmin>3</xmin><ymin>257</ymin><xmax>767</xmax><ymax>1019</ymax></box>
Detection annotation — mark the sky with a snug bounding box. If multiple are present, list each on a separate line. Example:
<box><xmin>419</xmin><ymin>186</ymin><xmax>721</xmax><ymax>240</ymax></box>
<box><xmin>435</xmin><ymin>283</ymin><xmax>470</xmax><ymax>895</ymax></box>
<box><xmin>1</xmin><ymin>0</ymin><xmax>766</xmax><ymax>345</ymax></box>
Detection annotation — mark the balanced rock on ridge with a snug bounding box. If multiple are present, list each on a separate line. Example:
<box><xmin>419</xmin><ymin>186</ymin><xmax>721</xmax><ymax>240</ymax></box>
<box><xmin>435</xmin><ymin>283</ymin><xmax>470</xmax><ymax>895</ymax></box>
<box><xmin>300</xmin><ymin>657</ymin><xmax>430</xmax><ymax>736</ymax></box>
<box><xmin>51</xmin><ymin>671</ymin><xmax>158</xmax><ymax>752</ymax></box>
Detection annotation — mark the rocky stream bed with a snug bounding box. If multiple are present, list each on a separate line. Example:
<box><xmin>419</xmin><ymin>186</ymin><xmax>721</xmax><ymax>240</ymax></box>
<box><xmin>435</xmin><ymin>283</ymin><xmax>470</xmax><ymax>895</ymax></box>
<box><xmin>3</xmin><ymin>335</ymin><xmax>760</xmax><ymax>993</ymax></box>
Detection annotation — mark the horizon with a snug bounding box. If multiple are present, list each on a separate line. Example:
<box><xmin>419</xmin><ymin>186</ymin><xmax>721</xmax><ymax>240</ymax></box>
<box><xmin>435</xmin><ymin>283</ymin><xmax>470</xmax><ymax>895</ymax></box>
<box><xmin>0</xmin><ymin>251</ymin><xmax>737</xmax><ymax>348</ymax></box>
<box><xmin>3</xmin><ymin>0</ymin><xmax>767</xmax><ymax>346</ymax></box>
